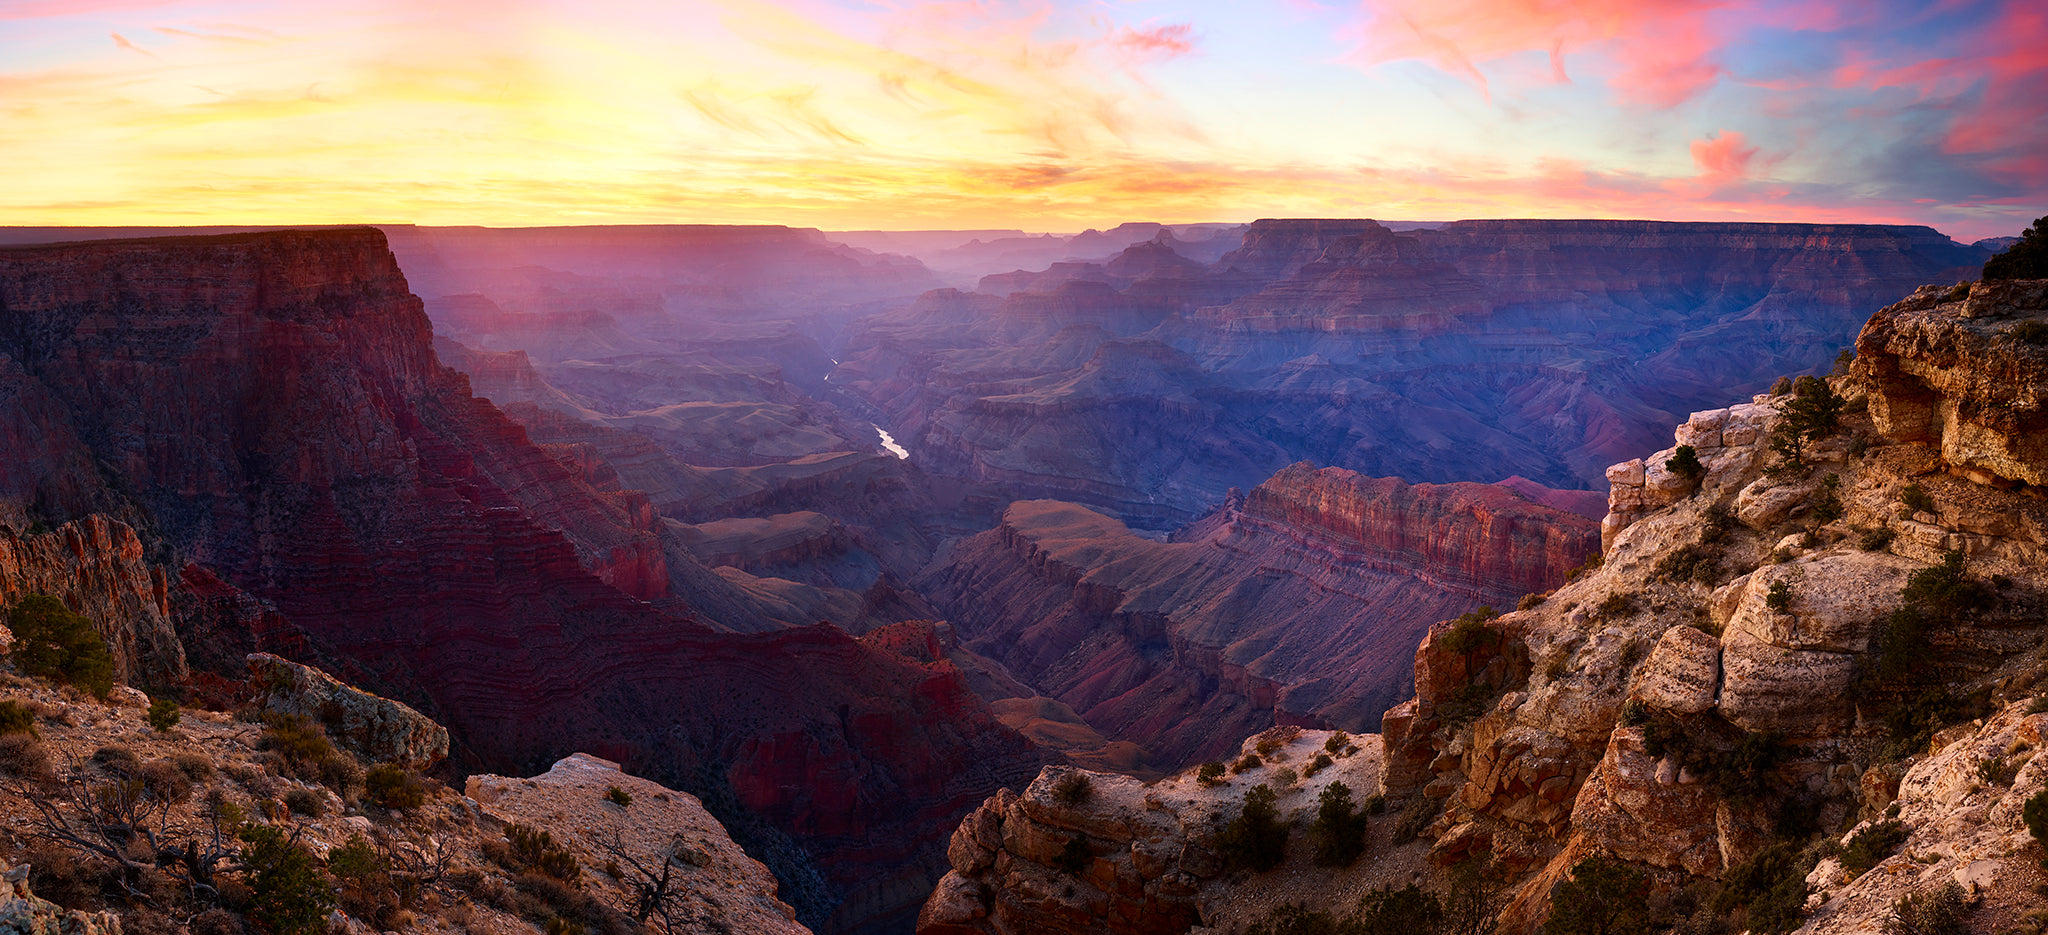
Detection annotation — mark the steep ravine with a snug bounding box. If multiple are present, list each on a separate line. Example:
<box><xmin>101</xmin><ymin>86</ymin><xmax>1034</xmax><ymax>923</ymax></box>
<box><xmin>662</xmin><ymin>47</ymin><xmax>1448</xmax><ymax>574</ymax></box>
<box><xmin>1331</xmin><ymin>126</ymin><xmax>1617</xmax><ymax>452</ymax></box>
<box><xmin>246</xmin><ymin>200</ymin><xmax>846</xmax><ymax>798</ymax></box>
<box><xmin>922</xmin><ymin>277</ymin><xmax>2048</xmax><ymax>935</ymax></box>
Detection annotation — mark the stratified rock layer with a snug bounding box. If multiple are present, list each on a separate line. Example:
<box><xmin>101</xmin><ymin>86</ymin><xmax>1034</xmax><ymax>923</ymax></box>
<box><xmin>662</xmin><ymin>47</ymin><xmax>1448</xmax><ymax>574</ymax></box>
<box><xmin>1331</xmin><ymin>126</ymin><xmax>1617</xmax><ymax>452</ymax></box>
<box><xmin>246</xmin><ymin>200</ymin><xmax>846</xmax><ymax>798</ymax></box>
<box><xmin>0</xmin><ymin>515</ymin><xmax>184</xmax><ymax>687</ymax></box>
<box><xmin>0</xmin><ymin>229</ymin><xmax>1044</xmax><ymax>935</ymax></box>
<box><xmin>922</xmin><ymin>465</ymin><xmax>1595</xmax><ymax>767</ymax></box>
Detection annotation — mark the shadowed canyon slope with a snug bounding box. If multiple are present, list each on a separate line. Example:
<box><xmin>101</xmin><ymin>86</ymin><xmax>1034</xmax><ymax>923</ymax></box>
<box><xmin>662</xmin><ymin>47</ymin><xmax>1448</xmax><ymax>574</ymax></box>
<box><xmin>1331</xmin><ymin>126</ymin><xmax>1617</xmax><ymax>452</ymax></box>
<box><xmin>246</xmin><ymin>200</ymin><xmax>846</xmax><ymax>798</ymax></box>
<box><xmin>0</xmin><ymin>229</ymin><xmax>1045</xmax><ymax>934</ymax></box>
<box><xmin>919</xmin><ymin>464</ymin><xmax>1598</xmax><ymax>768</ymax></box>
<box><xmin>836</xmin><ymin>219</ymin><xmax>1987</xmax><ymax>528</ymax></box>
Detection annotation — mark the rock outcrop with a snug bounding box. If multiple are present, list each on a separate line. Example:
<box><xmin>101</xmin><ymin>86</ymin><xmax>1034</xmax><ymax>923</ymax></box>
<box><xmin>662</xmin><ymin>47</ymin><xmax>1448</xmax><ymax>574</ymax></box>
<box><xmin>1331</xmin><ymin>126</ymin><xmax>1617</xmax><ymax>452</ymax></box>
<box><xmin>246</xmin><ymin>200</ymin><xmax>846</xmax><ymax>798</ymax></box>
<box><xmin>0</xmin><ymin>858</ymin><xmax>122</xmax><ymax>935</ymax></box>
<box><xmin>919</xmin><ymin>728</ymin><xmax>1384</xmax><ymax>935</ymax></box>
<box><xmin>921</xmin><ymin>466</ymin><xmax>1596</xmax><ymax>767</ymax></box>
<box><xmin>247</xmin><ymin>652</ymin><xmax>450</xmax><ymax>771</ymax></box>
<box><xmin>0</xmin><ymin>515</ymin><xmax>184</xmax><ymax>687</ymax></box>
<box><xmin>1373</xmin><ymin>279</ymin><xmax>2048</xmax><ymax>934</ymax></box>
<box><xmin>467</xmin><ymin>753</ymin><xmax>810</xmax><ymax>935</ymax></box>
<box><xmin>1856</xmin><ymin>278</ymin><xmax>2048</xmax><ymax>487</ymax></box>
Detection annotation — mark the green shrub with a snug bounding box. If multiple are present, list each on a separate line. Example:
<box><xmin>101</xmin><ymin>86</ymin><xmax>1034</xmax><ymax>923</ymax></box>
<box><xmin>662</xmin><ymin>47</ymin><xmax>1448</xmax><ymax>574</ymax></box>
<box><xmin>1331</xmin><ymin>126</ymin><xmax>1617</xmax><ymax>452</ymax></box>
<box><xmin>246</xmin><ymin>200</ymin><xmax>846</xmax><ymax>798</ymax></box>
<box><xmin>1811</xmin><ymin>475</ymin><xmax>1843</xmax><ymax>524</ymax></box>
<box><xmin>1325</xmin><ymin>732</ymin><xmax>1350</xmax><ymax>756</ymax></box>
<box><xmin>1051</xmin><ymin>771</ymin><xmax>1093</xmax><ymax>806</ymax></box>
<box><xmin>1983</xmin><ymin>216</ymin><xmax>2048</xmax><ymax>281</ymax></box>
<box><xmin>1309</xmin><ymin>781</ymin><xmax>1367</xmax><ymax>867</ymax></box>
<box><xmin>258</xmin><ymin>713</ymin><xmax>337</xmax><ymax>772</ymax></box>
<box><xmin>1518</xmin><ymin>591</ymin><xmax>1547</xmax><ymax>611</ymax></box>
<box><xmin>1666</xmin><ymin>446</ymin><xmax>1705</xmax><ymax>485</ymax></box>
<box><xmin>239</xmin><ymin>824</ymin><xmax>336</xmax><ymax>935</ymax></box>
<box><xmin>1543</xmin><ymin>856</ymin><xmax>1651</xmax><ymax>935</ymax></box>
<box><xmin>604</xmin><ymin>785</ymin><xmax>631</xmax><ymax>807</ymax></box>
<box><xmin>1218</xmin><ymin>784</ymin><xmax>1289</xmax><ymax>872</ymax></box>
<box><xmin>1899</xmin><ymin>483</ymin><xmax>1936</xmax><ymax>514</ymax></box>
<box><xmin>1841</xmin><ymin>819</ymin><xmax>1909</xmax><ymax>876</ymax></box>
<box><xmin>2022</xmin><ymin>786</ymin><xmax>2048</xmax><ymax>854</ymax></box>
<box><xmin>1358</xmin><ymin>885</ymin><xmax>1447</xmax><ymax>934</ymax></box>
<box><xmin>505</xmin><ymin>823</ymin><xmax>581</xmax><ymax>882</ymax></box>
<box><xmin>1440</xmin><ymin>607</ymin><xmax>1499</xmax><ymax>655</ymax></box>
<box><xmin>1882</xmin><ymin>882</ymin><xmax>1973</xmax><ymax>935</ymax></box>
<box><xmin>1656</xmin><ymin>543</ymin><xmax>1722</xmax><ymax>585</ymax></box>
<box><xmin>1197</xmin><ymin>761</ymin><xmax>1226</xmax><ymax>785</ymax></box>
<box><xmin>1766</xmin><ymin>581</ymin><xmax>1793</xmax><ymax>614</ymax></box>
<box><xmin>1302</xmin><ymin>752</ymin><xmax>1333</xmax><ymax>778</ymax></box>
<box><xmin>364</xmin><ymin>763</ymin><xmax>426</xmax><ymax>810</ymax></box>
<box><xmin>5</xmin><ymin>594</ymin><xmax>115</xmax><ymax>699</ymax></box>
<box><xmin>1594</xmin><ymin>592</ymin><xmax>1637</xmax><ymax>620</ymax></box>
<box><xmin>283</xmin><ymin>787</ymin><xmax>324</xmax><ymax>817</ymax></box>
<box><xmin>0</xmin><ymin>699</ymin><xmax>35</xmax><ymax>736</ymax></box>
<box><xmin>1710</xmin><ymin>839</ymin><xmax>1812</xmax><ymax>935</ymax></box>
<box><xmin>1861</xmin><ymin>528</ymin><xmax>1897</xmax><ymax>551</ymax></box>
<box><xmin>1234</xmin><ymin>753</ymin><xmax>1262</xmax><ymax>773</ymax></box>
<box><xmin>147</xmin><ymin>698</ymin><xmax>181</xmax><ymax>732</ymax></box>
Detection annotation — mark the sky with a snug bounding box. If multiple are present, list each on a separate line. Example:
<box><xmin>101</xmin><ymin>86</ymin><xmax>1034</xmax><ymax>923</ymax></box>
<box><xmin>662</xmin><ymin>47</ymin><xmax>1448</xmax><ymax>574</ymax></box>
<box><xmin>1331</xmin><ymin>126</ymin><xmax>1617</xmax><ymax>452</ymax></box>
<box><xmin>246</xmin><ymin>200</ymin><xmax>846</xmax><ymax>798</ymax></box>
<box><xmin>0</xmin><ymin>0</ymin><xmax>2041</xmax><ymax>241</ymax></box>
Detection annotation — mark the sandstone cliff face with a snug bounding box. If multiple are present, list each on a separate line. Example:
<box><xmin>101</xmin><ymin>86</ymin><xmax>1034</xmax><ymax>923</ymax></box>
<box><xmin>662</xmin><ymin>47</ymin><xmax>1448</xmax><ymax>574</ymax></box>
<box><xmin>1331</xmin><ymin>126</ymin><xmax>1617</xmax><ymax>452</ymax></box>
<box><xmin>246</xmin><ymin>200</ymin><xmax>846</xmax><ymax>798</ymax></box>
<box><xmin>0</xmin><ymin>515</ymin><xmax>184</xmax><ymax>687</ymax></box>
<box><xmin>1375</xmin><ymin>283</ymin><xmax>2048</xmax><ymax>933</ymax></box>
<box><xmin>920</xmin><ymin>467</ymin><xmax>1595</xmax><ymax>768</ymax></box>
<box><xmin>0</xmin><ymin>230</ymin><xmax>1045</xmax><ymax>935</ymax></box>
<box><xmin>1856</xmin><ymin>279</ymin><xmax>2048</xmax><ymax>487</ymax></box>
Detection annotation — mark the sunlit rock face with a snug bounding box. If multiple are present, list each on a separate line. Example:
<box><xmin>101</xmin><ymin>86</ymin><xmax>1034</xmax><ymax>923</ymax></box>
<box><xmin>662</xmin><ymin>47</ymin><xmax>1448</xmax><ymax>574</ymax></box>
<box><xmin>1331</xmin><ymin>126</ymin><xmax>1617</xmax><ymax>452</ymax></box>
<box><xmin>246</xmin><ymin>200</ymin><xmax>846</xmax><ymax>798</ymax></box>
<box><xmin>836</xmin><ymin>219</ymin><xmax>1987</xmax><ymax>529</ymax></box>
<box><xmin>0</xmin><ymin>229</ymin><xmax>1045</xmax><ymax>935</ymax></box>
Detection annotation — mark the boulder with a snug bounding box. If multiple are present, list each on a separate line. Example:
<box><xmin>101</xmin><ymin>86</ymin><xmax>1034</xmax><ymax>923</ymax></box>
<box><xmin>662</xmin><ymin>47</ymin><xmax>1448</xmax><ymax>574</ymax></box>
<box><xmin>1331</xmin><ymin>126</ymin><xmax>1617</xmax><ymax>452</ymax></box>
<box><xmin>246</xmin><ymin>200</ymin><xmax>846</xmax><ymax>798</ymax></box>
<box><xmin>247</xmin><ymin>653</ymin><xmax>450</xmax><ymax>770</ymax></box>
<box><xmin>1627</xmin><ymin>626</ymin><xmax>1721</xmax><ymax>714</ymax></box>
<box><xmin>1</xmin><ymin>858</ymin><xmax>123</xmax><ymax>935</ymax></box>
<box><xmin>1716</xmin><ymin>631</ymin><xmax>1857</xmax><ymax>735</ymax></box>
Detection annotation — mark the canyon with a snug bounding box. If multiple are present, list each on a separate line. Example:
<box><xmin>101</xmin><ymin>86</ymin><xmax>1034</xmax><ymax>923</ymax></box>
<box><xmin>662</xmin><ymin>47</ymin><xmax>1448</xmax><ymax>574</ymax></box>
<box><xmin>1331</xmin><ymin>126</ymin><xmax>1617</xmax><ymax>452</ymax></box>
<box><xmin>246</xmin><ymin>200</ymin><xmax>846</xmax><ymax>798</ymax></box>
<box><xmin>0</xmin><ymin>219</ymin><xmax>2022</xmax><ymax>935</ymax></box>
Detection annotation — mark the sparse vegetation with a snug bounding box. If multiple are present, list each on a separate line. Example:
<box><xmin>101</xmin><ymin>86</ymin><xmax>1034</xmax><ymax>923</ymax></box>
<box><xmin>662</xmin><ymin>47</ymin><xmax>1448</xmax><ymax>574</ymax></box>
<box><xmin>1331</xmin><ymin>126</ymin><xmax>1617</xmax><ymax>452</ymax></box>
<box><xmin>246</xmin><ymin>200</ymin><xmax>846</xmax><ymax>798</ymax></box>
<box><xmin>1309</xmin><ymin>781</ymin><xmax>1367</xmax><ymax>867</ymax></box>
<box><xmin>1769</xmin><ymin>375</ymin><xmax>1846</xmax><ymax>468</ymax></box>
<box><xmin>1302</xmin><ymin>752</ymin><xmax>1333</xmax><ymax>778</ymax></box>
<box><xmin>0</xmin><ymin>698</ymin><xmax>36</xmax><ymax>736</ymax></box>
<box><xmin>1325</xmin><ymin>731</ymin><xmax>1351</xmax><ymax>756</ymax></box>
<box><xmin>1051</xmin><ymin>770</ymin><xmax>1093</xmax><ymax>806</ymax></box>
<box><xmin>1666</xmin><ymin>445</ymin><xmax>1705</xmax><ymax>486</ymax></box>
<box><xmin>1899</xmin><ymin>483</ymin><xmax>1936</xmax><ymax>515</ymax></box>
<box><xmin>2022</xmin><ymin>785</ymin><xmax>2048</xmax><ymax>858</ymax></box>
<box><xmin>147</xmin><ymin>697</ymin><xmax>181</xmax><ymax>733</ymax></box>
<box><xmin>1542</xmin><ymin>856</ymin><xmax>1651</xmax><ymax>935</ymax></box>
<box><xmin>1881</xmin><ymin>882</ymin><xmax>1973</xmax><ymax>935</ymax></box>
<box><xmin>1218</xmin><ymin>783</ymin><xmax>1289</xmax><ymax>872</ymax></box>
<box><xmin>1840</xmin><ymin>818</ymin><xmax>1909</xmax><ymax>876</ymax></box>
<box><xmin>1594</xmin><ymin>591</ymin><xmax>1638</xmax><ymax>620</ymax></box>
<box><xmin>1197</xmin><ymin>761</ymin><xmax>1226</xmax><ymax>785</ymax></box>
<box><xmin>1765</xmin><ymin>581</ymin><xmax>1793</xmax><ymax>614</ymax></box>
<box><xmin>1709</xmin><ymin>839</ymin><xmax>1814</xmax><ymax>935</ymax></box>
<box><xmin>502</xmin><ymin>823</ymin><xmax>582</xmax><ymax>882</ymax></box>
<box><xmin>604</xmin><ymin>785</ymin><xmax>631</xmax><ymax>807</ymax></box>
<box><xmin>2010</xmin><ymin>320</ymin><xmax>2048</xmax><ymax>345</ymax></box>
<box><xmin>363</xmin><ymin>763</ymin><xmax>425</xmax><ymax>810</ymax></box>
<box><xmin>1440</xmin><ymin>607</ymin><xmax>1499</xmax><ymax>654</ymax></box>
<box><xmin>1860</xmin><ymin>527</ymin><xmax>1897</xmax><ymax>551</ymax></box>
<box><xmin>1983</xmin><ymin>215</ymin><xmax>2048</xmax><ymax>280</ymax></box>
<box><xmin>5</xmin><ymin>594</ymin><xmax>115</xmax><ymax>699</ymax></box>
<box><xmin>1810</xmin><ymin>474</ymin><xmax>1843</xmax><ymax>524</ymax></box>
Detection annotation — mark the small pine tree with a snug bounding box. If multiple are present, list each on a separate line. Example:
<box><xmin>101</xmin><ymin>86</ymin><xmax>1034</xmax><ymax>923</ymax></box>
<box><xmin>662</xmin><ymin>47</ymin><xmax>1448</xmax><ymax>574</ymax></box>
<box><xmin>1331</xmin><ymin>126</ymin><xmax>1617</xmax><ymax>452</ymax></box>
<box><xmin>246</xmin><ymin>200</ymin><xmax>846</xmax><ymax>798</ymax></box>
<box><xmin>1665</xmin><ymin>445</ymin><xmax>1705</xmax><ymax>486</ymax></box>
<box><xmin>1218</xmin><ymin>783</ymin><xmax>1289</xmax><ymax>872</ymax></box>
<box><xmin>239</xmin><ymin>824</ymin><xmax>336</xmax><ymax>935</ymax></box>
<box><xmin>147</xmin><ymin>698</ymin><xmax>181</xmax><ymax>732</ymax></box>
<box><xmin>5</xmin><ymin>594</ymin><xmax>115</xmax><ymax>699</ymax></box>
<box><xmin>1770</xmin><ymin>376</ymin><xmax>1845</xmax><ymax>466</ymax></box>
<box><xmin>1309</xmin><ymin>781</ymin><xmax>1367</xmax><ymax>866</ymax></box>
<box><xmin>1543</xmin><ymin>856</ymin><xmax>1651</xmax><ymax>935</ymax></box>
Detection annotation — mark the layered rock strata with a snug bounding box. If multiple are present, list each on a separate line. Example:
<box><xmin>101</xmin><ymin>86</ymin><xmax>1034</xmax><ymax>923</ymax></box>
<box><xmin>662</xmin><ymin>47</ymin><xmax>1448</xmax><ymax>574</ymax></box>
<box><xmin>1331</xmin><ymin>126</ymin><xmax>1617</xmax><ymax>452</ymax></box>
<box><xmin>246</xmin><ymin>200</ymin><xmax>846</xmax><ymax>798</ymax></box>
<box><xmin>0</xmin><ymin>229</ymin><xmax>1044</xmax><ymax>934</ymax></box>
<box><xmin>0</xmin><ymin>515</ymin><xmax>184</xmax><ymax>687</ymax></box>
<box><xmin>922</xmin><ymin>466</ymin><xmax>1595</xmax><ymax>767</ymax></box>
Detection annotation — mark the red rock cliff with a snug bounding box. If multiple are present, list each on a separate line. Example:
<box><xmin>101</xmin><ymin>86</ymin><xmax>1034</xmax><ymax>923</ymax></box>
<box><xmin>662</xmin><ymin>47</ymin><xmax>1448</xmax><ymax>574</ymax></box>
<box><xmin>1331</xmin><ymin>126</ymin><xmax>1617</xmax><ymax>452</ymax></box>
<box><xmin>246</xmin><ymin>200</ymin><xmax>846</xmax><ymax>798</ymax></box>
<box><xmin>0</xmin><ymin>229</ymin><xmax>1044</xmax><ymax>935</ymax></box>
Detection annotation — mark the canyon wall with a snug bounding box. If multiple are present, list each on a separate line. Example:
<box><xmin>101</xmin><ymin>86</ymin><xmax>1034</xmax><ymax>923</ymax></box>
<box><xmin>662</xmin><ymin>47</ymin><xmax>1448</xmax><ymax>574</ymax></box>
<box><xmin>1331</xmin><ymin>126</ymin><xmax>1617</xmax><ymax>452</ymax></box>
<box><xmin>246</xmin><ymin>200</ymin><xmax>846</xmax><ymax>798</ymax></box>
<box><xmin>837</xmin><ymin>219</ymin><xmax>1988</xmax><ymax>528</ymax></box>
<box><xmin>920</xmin><ymin>465</ymin><xmax>1597</xmax><ymax>768</ymax></box>
<box><xmin>0</xmin><ymin>229</ymin><xmax>1045</xmax><ymax>934</ymax></box>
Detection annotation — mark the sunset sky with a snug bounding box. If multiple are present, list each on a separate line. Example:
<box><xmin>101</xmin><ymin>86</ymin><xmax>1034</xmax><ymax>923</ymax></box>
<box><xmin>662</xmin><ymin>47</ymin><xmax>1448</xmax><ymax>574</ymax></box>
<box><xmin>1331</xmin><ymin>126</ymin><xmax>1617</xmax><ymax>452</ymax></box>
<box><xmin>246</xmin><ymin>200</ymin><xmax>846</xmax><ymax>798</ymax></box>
<box><xmin>2</xmin><ymin>0</ymin><xmax>2041</xmax><ymax>241</ymax></box>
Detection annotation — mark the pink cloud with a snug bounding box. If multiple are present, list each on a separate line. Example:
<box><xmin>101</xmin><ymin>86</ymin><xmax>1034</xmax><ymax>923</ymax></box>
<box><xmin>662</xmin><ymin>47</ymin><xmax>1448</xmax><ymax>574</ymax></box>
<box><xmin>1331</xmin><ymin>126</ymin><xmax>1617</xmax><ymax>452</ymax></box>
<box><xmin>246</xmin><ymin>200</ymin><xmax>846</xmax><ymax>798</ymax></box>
<box><xmin>1344</xmin><ymin>0</ymin><xmax>1785</xmax><ymax>106</ymax></box>
<box><xmin>110</xmin><ymin>32</ymin><xmax>154</xmax><ymax>56</ymax></box>
<box><xmin>1111</xmin><ymin>23</ymin><xmax>1196</xmax><ymax>59</ymax></box>
<box><xmin>1691</xmin><ymin>130</ymin><xmax>1758</xmax><ymax>180</ymax></box>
